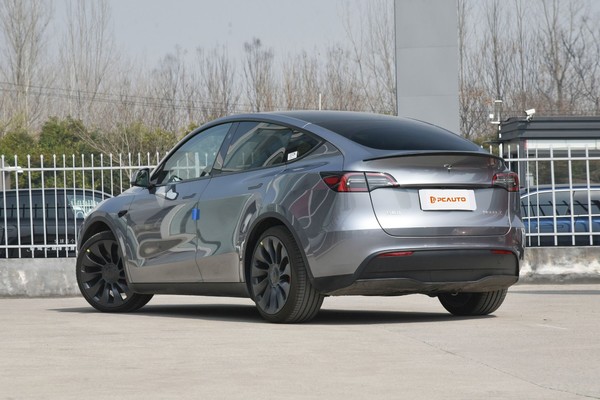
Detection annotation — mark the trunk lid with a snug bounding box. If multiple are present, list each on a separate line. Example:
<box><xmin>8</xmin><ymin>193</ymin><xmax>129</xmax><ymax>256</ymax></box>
<box><xmin>363</xmin><ymin>152</ymin><xmax>513</xmax><ymax>237</ymax></box>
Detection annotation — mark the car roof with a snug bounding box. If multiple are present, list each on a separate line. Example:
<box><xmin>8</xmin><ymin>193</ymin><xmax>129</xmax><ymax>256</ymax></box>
<box><xmin>209</xmin><ymin>110</ymin><xmax>483</xmax><ymax>155</ymax></box>
<box><xmin>271</xmin><ymin>110</ymin><xmax>400</xmax><ymax>124</ymax></box>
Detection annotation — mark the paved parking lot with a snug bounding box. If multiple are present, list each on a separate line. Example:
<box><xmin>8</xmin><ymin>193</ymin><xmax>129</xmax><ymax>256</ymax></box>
<box><xmin>1</xmin><ymin>284</ymin><xmax>599</xmax><ymax>399</ymax></box>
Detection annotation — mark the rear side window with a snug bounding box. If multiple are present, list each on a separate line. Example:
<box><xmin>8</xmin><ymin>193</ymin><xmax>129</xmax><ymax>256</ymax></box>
<box><xmin>318</xmin><ymin>119</ymin><xmax>480</xmax><ymax>151</ymax></box>
<box><xmin>286</xmin><ymin>130</ymin><xmax>320</xmax><ymax>161</ymax></box>
<box><xmin>220</xmin><ymin>122</ymin><xmax>320</xmax><ymax>173</ymax></box>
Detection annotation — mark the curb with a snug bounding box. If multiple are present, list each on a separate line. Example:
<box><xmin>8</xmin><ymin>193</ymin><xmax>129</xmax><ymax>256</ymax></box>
<box><xmin>1</xmin><ymin>247</ymin><xmax>600</xmax><ymax>297</ymax></box>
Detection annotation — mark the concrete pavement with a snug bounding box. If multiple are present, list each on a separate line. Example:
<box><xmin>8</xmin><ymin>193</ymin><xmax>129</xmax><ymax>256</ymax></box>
<box><xmin>1</xmin><ymin>284</ymin><xmax>599</xmax><ymax>399</ymax></box>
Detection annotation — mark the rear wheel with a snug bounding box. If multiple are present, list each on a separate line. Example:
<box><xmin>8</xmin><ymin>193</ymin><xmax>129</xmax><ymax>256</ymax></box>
<box><xmin>438</xmin><ymin>289</ymin><xmax>508</xmax><ymax>316</ymax></box>
<box><xmin>76</xmin><ymin>231</ymin><xmax>152</xmax><ymax>312</ymax></box>
<box><xmin>250</xmin><ymin>226</ymin><xmax>323</xmax><ymax>323</ymax></box>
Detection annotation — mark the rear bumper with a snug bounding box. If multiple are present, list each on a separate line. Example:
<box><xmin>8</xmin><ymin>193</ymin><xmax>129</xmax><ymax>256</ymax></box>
<box><xmin>314</xmin><ymin>249</ymin><xmax>519</xmax><ymax>295</ymax></box>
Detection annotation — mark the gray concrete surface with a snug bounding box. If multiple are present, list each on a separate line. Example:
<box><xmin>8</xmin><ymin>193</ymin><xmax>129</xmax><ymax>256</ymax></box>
<box><xmin>1</xmin><ymin>284</ymin><xmax>599</xmax><ymax>399</ymax></box>
<box><xmin>2</xmin><ymin>247</ymin><xmax>600</xmax><ymax>297</ymax></box>
<box><xmin>0</xmin><ymin>258</ymin><xmax>77</xmax><ymax>297</ymax></box>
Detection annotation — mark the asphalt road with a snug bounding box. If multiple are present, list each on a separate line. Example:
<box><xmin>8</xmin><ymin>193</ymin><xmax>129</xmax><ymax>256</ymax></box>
<box><xmin>1</xmin><ymin>284</ymin><xmax>599</xmax><ymax>400</ymax></box>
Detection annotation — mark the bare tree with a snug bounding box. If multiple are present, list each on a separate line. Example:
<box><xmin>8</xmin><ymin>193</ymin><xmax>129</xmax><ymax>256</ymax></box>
<box><xmin>60</xmin><ymin>0</ymin><xmax>116</xmax><ymax>125</ymax></box>
<box><xmin>505</xmin><ymin>0</ymin><xmax>536</xmax><ymax>111</ymax></box>
<box><xmin>243</xmin><ymin>38</ymin><xmax>277</xmax><ymax>112</ymax></box>
<box><xmin>458</xmin><ymin>0</ymin><xmax>485</xmax><ymax>140</ymax></box>
<box><xmin>322</xmin><ymin>45</ymin><xmax>363</xmax><ymax>111</ymax></box>
<box><xmin>568</xmin><ymin>17</ymin><xmax>600</xmax><ymax>113</ymax></box>
<box><xmin>342</xmin><ymin>0</ymin><xmax>395</xmax><ymax>114</ymax></box>
<box><xmin>196</xmin><ymin>46</ymin><xmax>240</xmax><ymax>122</ymax></box>
<box><xmin>281</xmin><ymin>51</ymin><xmax>321</xmax><ymax>110</ymax></box>
<box><xmin>479</xmin><ymin>0</ymin><xmax>512</xmax><ymax>101</ymax></box>
<box><xmin>0</xmin><ymin>0</ymin><xmax>52</xmax><ymax>130</ymax></box>
<box><xmin>536</xmin><ymin>0</ymin><xmax>587</xmax><ymax>113</ymax></box>
<box><xmin>150</xmin><ymin>47</ymin><xmax>190</xmax><ymax>132</ymax></box>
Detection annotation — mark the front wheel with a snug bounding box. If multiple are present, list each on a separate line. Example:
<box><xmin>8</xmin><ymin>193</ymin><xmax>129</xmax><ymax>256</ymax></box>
<box><xmin>76</xmin><ymin>231</ymin><xmax>153</xmax><ymax>313</ymax></box>
<box><xmin>438</xmin><ymin>289</ymin><xmax>508</xmax><ymax>316</ymax></box>
<box><xmin>249</xmin><ymin>226</ymin><xmax>324</xmax><ymax>323</ymax></box>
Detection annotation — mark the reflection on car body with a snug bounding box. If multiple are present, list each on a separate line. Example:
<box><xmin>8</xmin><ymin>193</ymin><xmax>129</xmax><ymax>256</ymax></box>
<box><xmin>76</xmin><ymin>111</ymin><xmax>523</xmax><ymax>323</ymax></box>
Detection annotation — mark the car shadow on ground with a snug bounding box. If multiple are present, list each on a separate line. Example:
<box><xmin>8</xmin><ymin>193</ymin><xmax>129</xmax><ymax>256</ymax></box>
<box><xmin>54</xmin><ymin>303</ymin><xmax>493</xmax><ymax>325</ymax></box>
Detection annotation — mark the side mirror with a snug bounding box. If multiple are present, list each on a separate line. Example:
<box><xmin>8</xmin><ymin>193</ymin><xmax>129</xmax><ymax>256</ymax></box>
<box><xmin>131</xmin><ymin>168</ymin><xmax>151</xmax><ymax>188</ymax></box>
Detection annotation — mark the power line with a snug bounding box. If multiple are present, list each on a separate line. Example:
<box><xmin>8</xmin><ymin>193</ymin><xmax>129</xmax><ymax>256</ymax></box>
<box><xmin>0</xmin><ymin>80</ymin><xmax>255</xmax><ymax>112</ymax></box>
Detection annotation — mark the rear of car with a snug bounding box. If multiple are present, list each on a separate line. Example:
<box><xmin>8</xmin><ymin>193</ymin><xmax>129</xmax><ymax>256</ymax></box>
<box><xmin>288</xmin><ymin>113</ymin><xmax>523</xmax><ymax>302</ymax></box>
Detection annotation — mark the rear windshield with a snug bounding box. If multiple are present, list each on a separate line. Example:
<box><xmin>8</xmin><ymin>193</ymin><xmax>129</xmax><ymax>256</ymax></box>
<box><xmin>319</xmin><ymin>118</ymin><xmax>481</xmax><ymax>151</ymax></box>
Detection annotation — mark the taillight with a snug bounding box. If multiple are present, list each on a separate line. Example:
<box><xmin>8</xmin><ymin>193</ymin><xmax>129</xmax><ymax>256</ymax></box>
<box><xmin>492</xmin><ymin>172</ymin><xmax>519</xmax><ymax>192</ymax></box>
<box><xmin>321</xmin><ymin>172</ymin><xmax>398</xmax><ymax>192</ymax></box>
<box><xmin>377</xmin><ymin>251</ymin><xmax>414</xmax><ymax>258</ymax></box>
<box><xmin>491</xmin><ymin>249</ymin><xmax>513</xmax><ymax>255</ymax></box>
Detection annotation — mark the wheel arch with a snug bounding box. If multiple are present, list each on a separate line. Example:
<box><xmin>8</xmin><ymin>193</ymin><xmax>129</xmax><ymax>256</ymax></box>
<box><xmin>243</xmin><ymin>213</ymin><xmax>315</xmax><ymax>295</ymax></box>
<box><xmin>77</xmin><ymin>213</ymin><xmax>126</xmax><ymax>257</ymax></box>
<box><xmin>79</xmin><ymin>220</ymin><xmax>112</xmax><ymax>248</ymax></box>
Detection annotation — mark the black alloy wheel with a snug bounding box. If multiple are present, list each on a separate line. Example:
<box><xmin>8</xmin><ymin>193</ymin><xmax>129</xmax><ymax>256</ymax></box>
<box><xmin>250</xmin><ymin>226</ymin><xmax>323</xmax><ymax>323</ymax></box>
<box><xmin>76</xmin><ymin>231</ymin><xmax>152</xmax><ymax>312</ymax></box>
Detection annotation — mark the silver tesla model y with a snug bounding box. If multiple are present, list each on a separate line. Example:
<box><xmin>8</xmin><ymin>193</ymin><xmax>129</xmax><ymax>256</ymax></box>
<box><xmin>76</xmin><ymin>111</ymin><xmax>524</xmax><ymax>323</ymax></box>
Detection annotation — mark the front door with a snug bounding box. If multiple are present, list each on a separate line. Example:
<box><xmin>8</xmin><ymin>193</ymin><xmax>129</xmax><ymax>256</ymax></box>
<box><xmin>125</xmin><ymin>123</ymin><xmax>233</xmax><ymax>283</ymax></box>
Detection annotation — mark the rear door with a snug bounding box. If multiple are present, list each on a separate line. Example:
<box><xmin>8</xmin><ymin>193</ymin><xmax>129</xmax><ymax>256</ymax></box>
<box><xmin>195</xmin><ymin>121</ymin><xmax>294</xmax><ymax>282</ymax></box>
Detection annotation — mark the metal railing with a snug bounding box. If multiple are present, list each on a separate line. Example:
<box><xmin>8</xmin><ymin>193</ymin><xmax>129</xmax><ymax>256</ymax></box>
<box><xmin>2</xmin><ymin>145</ymin><xmax>599</xmax><ymax>258</ymax></box>
<box><xmin>0</xmin><ymin>153</ymin><xmax>162</xmax><ymax>258</ymax></box>
<box><xmin>494</xmin><ymin>143</ymin><xmax>600</xmax><ymax>247</ymax></box>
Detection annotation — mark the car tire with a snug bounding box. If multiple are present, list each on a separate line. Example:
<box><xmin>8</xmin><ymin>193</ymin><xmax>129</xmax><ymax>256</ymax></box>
<box><xmin>438</xmin><ymin>289</ymin><xmax>508</xmax><ymax>316</ymax></box>
<box><xmin>249</xmin><ymin>226</ymin><xmax>324</xmax><ymax>323</ymax></box>
<box><xmin>76</xmin><ymin>231</ymin><xmax>152</xmax><ymax>313</ymax></box>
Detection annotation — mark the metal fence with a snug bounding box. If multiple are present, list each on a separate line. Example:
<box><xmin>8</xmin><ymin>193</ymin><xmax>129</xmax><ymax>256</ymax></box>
<box><xmin>0</xmin><ymin>153</ymin><xmax>162</xmax><ymax>258</ymax></box>
<box><xmin>2</xmin><ymin>145</ymin><xmax>599</xmax><ymax>258</ymax></box>
<box><xmin>495</xmin><ymin>143</ymin><xmax>600</xmax><ymax>247</ymax></box>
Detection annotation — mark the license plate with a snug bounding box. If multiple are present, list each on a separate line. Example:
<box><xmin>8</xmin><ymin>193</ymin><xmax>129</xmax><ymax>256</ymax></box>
<box><xmin>419</xmin><ymin>189</ymin><xmax>477</xmax><ymax>211</ymax></box>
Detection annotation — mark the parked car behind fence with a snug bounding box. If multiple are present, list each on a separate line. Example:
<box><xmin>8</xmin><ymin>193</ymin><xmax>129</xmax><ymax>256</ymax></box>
<box><xmin>520</xmin><ymin>185</ymin><xmax>600</xmax><ymax>246</ymax></box>
<box><xmin>0</xmin><ymin>189</ymin><xmax>110</xmax><ymax>258</ymax></box>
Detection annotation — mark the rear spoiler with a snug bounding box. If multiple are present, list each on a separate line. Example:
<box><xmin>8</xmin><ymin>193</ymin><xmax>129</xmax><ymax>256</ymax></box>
<box><xmin>363</xmin><ymin>150</ymin><xmax>503</xmax><ymax>162</ymax></box>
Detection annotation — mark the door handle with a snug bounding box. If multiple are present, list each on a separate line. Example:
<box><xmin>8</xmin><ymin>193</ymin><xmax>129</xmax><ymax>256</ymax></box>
<box><xmin>247</xmin><ymin>183</ymin><xmax>263</xmax><ymax>190</ymax></box>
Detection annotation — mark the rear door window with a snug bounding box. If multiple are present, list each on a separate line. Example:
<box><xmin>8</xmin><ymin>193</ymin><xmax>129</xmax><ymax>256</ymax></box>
<box><xmin>222</xmin><ymin>122</ymin><xmax>292</xmax><ymax>172</ymax></box>
<box><xmin>219</xmin><ymin>122</ymin><xmax>321</xmax><ymax>173</ymax></box>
